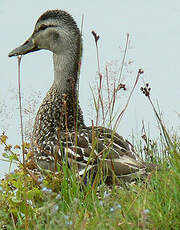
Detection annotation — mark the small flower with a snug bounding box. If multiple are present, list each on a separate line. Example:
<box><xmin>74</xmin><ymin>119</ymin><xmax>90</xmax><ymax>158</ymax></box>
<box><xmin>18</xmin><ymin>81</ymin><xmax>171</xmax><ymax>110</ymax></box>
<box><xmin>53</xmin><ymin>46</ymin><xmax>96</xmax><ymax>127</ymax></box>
<box><xmin>42</xmin><ymin>187</ymin><xmax>48</xmax><ymax>192</ymax></box>
<box><xmin>104</xmin><ymin>191</ymin><xmax>110</xmax><ymax>198</ymax></box>
<box><xmin>138</xmin><ymin>69</ymin><xmax>144</xmax><ymax>74</ymax></box>
<box><xmin>66</xmin><ymin>221</ymin><xmax>72</xmax><ymax>225</ymax></box>
<box><xmin>140</xmin><ymin>83</ymin><xmax>151</xmax><ymax>97</ymax></box>
<box><xmin>65</xmin><ymin>220</ymin><xmax>72</xmax><ymax>225</ymax></box>
<box><xmin>64</xmin><ymin>215</ymin><xmax>70</xmax><ymax>220</ymax></box>
<box><xmin>116</xmin><ymin>83</ymin><xmax>127</xmax><ymax>92</ymax></box>
<box><xmin>110</xmin><ymin>207</ymin><xmax>115</xmax><ymax>212</ymax></box>
<box><xmin>116</xmin><ymin>204</ymin><xmax>121</xmax><ymax>209</ymax></box>
<box><xmin>0</xmin><ymin>134</ymin><xmax>8</xmax><ymax>144</ymax></box>
<box><xmin>4</xmin><ymin>144</ymin><xmax>12</xmax><ymax>151</ymax></box>
<box><xmin>64</xmin><ymin>215</ymin><xmax>73</xmax><ymax>225</ymax></box>
<box><xmin>47</xmin><ymin>188</ymin><xmax>52</xmax><ymax>193</ymax></box>
<box><xmin>110</xmin><ymin>203</ymin><xmax>121</xmax><ymax>212</ymax></box>
<box><xmin>22</xmin><ymin>142</ymin><xmax>30</xmax><ymax>149</ymax></box>
<box><xmin>143</xmin><ymin>209</ymin><xmax>150</xmax><ymax>214</ymax></box>
<box><xmin>27</xmin><ymin>200</ymin><xmax>33</xmax><ymax>206</ymax></box>
<box><xmin>56</xmin><ymin>194</ymin><xmax>61</xmax><ymax>200</ymax></box>
<box><xmin>14</xmin><ymin>145</ymin><xmax>21</xmax><ymax>149</ymax></box>
<box><xmin>92</xmin><ymin>30</ymin><xmax>100</xmax><ymax>43</ymax></box>
<box><xmin>38</xmin><ymin>176</ymin><xmax>44</xmax><ymax>183</ymax></box>
<box><xmin>52</xmin><ymin>204</ymin><xmax>59</xmax><ymax>213</ymax></box>
<box><xmin>41</xmin><ymin>187</ymin><xmax>52</xmax><ymax>193</ymax></box>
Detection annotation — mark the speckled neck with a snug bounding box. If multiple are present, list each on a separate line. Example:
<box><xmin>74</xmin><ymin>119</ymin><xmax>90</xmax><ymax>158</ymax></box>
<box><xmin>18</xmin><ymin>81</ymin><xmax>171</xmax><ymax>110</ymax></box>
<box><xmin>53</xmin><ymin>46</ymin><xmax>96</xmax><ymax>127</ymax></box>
<box><xmin>52</xmin><ymin>52</ymin><xmax>78</xmax><ymax>93</ymax></box>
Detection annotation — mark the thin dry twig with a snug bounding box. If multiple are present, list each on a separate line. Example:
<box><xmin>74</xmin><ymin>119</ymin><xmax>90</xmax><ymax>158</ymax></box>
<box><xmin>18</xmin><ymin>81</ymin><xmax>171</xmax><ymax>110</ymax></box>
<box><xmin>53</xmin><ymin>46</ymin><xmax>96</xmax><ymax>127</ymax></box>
<box><xmin>118</xmin><ymin>33</ymin><xmax>130</xmax><ymax>85</ymax></box>
<box><xmin>114</xmin><ymin>69</ymin><xmax>144</xmax><ymax>130</ymax></box>
<box><xmin>141</xmin><ymin>83</ymin><xmax>173</xmax><ymax>148</ymax></box>
<box><xmin>80</xmin><ymin>13</ymin><xmax>84</xmax><ymax>36</ymax></box>
<box><xmin>17</xmin><ymin>56</ymin><xmax>42</xmax><ymax>189</ymax></box>
<box><xmin>92</xmin><ymin>31</ymin><xmax>104</xmax><ymax>125</ymax></box>
<box><xmin>17</xmin><ymin>56</ymin><xmax>26</xmax><ymax>166</ymax></box>
<box><xmin>110</xmin><ymin>34</ymin><xmax>130</xmax><ymax>122</ymax></box>
<box><xmin>10</xmin><ymin>212</ymin><xmax>17</xmax><ymax>230</ymax></box>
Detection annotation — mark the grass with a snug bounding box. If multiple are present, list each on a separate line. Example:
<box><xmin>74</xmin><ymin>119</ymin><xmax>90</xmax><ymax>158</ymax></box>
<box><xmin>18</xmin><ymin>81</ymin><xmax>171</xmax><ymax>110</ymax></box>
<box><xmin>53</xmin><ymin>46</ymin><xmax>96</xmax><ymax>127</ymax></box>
<box><xmin>0</xmin><ymin>143</ymin><xmax>180</xmax><ymax>229</ymax></box>
<box><xmin>0</xmin><ymin>33</ymin><xmax>180</xmax><ymax>229</ymax></box>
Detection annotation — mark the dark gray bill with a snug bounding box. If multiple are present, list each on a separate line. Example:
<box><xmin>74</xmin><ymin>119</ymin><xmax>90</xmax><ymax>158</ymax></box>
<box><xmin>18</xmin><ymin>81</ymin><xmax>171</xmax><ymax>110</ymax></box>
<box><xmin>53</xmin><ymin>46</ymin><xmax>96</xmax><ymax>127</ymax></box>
<box><xmin>8</xmin><ymin>38</ymin><xmax>39</xmax><ymax>57</ymax></box>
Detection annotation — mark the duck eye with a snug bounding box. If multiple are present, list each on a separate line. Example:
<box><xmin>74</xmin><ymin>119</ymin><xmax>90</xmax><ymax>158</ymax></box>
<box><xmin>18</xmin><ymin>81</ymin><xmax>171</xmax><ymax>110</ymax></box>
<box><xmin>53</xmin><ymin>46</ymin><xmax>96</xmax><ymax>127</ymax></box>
<box><xmin>39</xmin><ymin>24</ymin><xmax>48</xmax><ymax>31</ymax></box>
<box><xmin>53</xmin><ymin>31</ymin><xmax>59</xmax><ymax>40</ymax></box>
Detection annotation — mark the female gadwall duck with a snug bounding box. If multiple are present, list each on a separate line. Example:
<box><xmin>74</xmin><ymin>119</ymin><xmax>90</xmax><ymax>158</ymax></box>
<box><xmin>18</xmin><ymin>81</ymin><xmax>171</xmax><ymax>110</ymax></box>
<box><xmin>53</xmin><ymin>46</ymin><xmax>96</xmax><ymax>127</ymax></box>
<box><xmin>9</xmin><ymin>10</ymin><xmax>156</xmax><ymax>182</ymax></box>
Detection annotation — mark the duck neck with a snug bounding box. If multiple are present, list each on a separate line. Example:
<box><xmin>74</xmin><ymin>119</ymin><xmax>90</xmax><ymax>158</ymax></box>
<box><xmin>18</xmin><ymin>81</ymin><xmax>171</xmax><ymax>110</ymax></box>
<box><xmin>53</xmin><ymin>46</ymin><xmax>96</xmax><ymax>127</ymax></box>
<box><xmin>52</xmin><ymin>52</ymin><xmax>79</xmax><ymax>93</ymax></box>
<box><xmin>50</xmin><ymin>51</ymin><xmax>85</xmax><ymax>130</ymax></box>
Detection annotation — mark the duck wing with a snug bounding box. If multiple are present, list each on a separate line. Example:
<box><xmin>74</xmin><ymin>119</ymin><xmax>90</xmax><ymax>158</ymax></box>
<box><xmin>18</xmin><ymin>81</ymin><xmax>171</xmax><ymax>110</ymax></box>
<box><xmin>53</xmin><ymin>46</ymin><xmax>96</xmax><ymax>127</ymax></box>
<box><xmin>59</xmin><ymin>126</ymin><xmax>150</xmax><ymax>181</ymax></box>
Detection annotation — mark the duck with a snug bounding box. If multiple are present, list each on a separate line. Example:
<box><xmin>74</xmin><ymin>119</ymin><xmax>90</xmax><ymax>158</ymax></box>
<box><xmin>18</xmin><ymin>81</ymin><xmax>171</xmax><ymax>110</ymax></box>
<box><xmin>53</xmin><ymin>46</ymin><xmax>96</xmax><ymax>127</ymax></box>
<box><xmin>8</xmin><ymin>9</ymin><xmax>157</xmax><ymax>183</ymax></box>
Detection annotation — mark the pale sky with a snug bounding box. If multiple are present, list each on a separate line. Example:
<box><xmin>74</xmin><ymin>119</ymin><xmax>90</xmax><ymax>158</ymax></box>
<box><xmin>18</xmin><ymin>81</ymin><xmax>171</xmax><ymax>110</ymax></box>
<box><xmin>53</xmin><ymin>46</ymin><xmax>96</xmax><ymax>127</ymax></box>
<box><xmin>0</xmin><ymin>0</ymin><xmax>180</xmax><ymax>176</ymax></box>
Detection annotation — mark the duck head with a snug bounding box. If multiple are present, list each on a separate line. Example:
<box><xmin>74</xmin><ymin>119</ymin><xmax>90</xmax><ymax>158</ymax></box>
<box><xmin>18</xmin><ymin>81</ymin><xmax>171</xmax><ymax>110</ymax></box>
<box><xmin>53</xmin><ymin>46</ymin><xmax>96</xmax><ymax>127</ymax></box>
<box><xmin>8</xmin><ymin>10</ymin><xmax>81</xmax><ymax>57</ymax></box>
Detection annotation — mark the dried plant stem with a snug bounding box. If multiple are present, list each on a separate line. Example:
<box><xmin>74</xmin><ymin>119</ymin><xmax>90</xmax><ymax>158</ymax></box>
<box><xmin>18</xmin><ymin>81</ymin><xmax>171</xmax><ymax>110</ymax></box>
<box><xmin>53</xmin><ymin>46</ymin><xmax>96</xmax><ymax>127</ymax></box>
<box><xmin>17</xmin><ymin>56</ymin><xmax>25</xmax><ymax>166</ymax></box>
<box><xmin>114</xmin><ymin>69</ymin><xmax>143</xmax><ymax>130</ymax></box>
<box><xmin>92</xmin><ymin>31</ymin><xmax>104</xmax><ymax>125</ymax></box>
<box><xmin>17</xmin><ymin>56</ymin><xmax>29</xmax><ymax>230</ymax></box>
<box><xmin>110</xmin><ymin>34</ymin><xmax>129</xmax><ymax>122</ymax></box>
<box><xmin>141</xmin><ymin>82</ymin><xmax>173</xmax><ymax>148</ymax></box>
<box><xmin>118</xmin><ymin>33</ymin><xmax>129</xmax><ymax>85</ymax></box>
<box><xmin>106</xmin><ymin>66</ymin><xmax>111</xmax><ymax>112</ymax></box>
<box><xmin>80</xmin><ymin>13</ymin><xmax>84</xmax><ymax>36</ymax></box>
<box><xmin>147</xmin><ymin>96</ymin><xmax>173</xmax><ymax>147</ymax></box>
<box><xmin>10</xmin><ymin>212</ymin><xmax>17</xmax><ymax>230</ymax></box>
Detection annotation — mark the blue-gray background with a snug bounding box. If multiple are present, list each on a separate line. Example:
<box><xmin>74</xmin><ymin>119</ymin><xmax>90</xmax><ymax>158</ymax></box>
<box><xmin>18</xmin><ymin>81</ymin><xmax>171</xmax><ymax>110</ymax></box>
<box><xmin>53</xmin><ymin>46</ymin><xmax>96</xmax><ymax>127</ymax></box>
<box><xmin>0</xmin><ymin>0</ymin><xmax>180</xmax><ymax>176</ymax></box>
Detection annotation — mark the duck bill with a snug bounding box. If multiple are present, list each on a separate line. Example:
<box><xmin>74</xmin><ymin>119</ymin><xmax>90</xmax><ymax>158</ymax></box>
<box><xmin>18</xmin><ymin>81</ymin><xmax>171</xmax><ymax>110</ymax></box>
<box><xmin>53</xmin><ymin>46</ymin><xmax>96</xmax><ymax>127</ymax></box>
<box><xmin>8</xmin><ymin>37</ymin><xmax>39</xmax><ymax>57</ymax></box>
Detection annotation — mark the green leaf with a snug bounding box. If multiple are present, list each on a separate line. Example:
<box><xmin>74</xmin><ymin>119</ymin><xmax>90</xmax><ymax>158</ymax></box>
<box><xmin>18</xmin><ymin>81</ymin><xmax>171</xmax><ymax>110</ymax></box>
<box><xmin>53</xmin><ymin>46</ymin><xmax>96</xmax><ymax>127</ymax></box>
<box><xmin>2</xmin><ymin>152</ymin><xmax>9</xmax><ymax>158</ymax></box>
